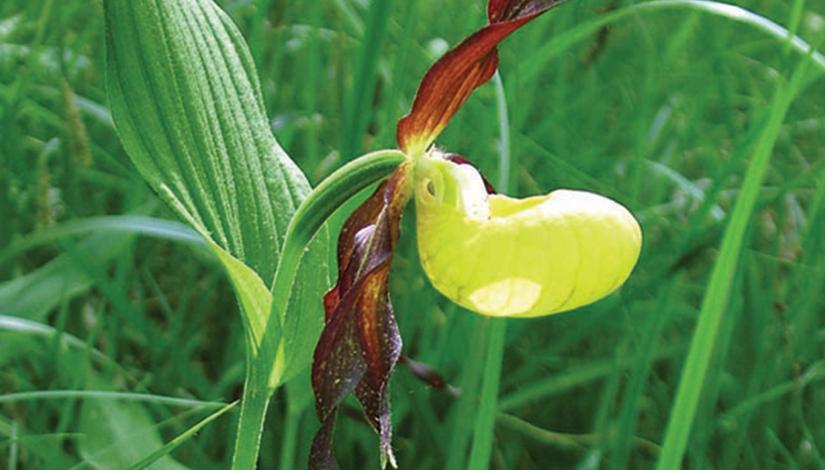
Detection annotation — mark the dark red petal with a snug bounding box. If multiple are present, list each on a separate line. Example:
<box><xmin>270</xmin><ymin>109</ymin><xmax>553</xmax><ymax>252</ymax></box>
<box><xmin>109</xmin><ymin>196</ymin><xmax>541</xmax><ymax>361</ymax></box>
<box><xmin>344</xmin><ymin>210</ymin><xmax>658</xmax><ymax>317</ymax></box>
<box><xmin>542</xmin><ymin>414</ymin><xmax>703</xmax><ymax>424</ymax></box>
<box><xmin>312</xmin><ymin>286</ymin><xmax>367</xmax><ymax>421</ymax></box>
<box><xmin>310</xmin><ymin>166</ymin><xmax>410</xmax><ymax>470</ymax></box>
<box><xmin>308</xmin><ymin>412</ymin><xmax>339</xmax><ymax>470</ymax></box>
<box><xmin>334</xmin><ymin>186</ymin><xmax>388</xmax><ymax>290</ymax></box>
<box><xmin>354</xmin><ymin>270</ymin><xmax>400</xmax><ymax>468</ymax></box>
<box><xmin>396</xmin><ymin>0</ymin><xmax>568</xmax><ymax>154</ymax></box>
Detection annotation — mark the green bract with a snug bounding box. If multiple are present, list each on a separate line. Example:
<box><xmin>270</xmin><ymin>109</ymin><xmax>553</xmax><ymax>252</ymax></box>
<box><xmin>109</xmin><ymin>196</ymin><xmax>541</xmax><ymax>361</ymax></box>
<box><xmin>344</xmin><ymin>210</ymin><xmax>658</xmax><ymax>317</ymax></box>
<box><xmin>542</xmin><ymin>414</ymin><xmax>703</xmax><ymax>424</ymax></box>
<box><xmin>414</xmin><ymin>154</ymin><xmax>642</xmax><ymax>317</ymax></box>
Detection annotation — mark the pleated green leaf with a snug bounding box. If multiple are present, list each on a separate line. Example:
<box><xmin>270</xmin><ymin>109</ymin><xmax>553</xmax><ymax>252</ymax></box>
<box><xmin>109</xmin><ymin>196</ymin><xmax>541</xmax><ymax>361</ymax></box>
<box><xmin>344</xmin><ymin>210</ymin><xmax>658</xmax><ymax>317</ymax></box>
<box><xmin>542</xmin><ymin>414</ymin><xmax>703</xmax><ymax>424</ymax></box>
<box><xmin>104</xmin><ymin>0</ymin><xmax>328</xmax><ymax>379</ymax></box>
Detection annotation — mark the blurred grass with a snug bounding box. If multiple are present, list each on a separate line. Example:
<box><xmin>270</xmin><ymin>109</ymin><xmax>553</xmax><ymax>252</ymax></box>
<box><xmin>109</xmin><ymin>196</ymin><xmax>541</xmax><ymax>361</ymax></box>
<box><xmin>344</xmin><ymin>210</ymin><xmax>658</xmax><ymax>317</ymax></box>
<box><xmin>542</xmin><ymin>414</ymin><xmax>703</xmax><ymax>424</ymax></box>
<box><xmin>1</xmin><ymin>0</ymin><xmax>824</xmax><ymax>469</ymax></box>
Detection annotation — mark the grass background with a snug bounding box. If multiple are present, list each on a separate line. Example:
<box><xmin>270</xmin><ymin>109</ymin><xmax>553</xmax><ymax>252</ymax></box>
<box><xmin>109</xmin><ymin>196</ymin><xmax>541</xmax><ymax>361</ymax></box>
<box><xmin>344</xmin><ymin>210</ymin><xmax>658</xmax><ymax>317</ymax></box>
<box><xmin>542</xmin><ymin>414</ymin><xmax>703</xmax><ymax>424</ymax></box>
<box><xmin>2</xmin><ymin>0</ymin><xmax>825</xmax><ymax>468</ymax></box>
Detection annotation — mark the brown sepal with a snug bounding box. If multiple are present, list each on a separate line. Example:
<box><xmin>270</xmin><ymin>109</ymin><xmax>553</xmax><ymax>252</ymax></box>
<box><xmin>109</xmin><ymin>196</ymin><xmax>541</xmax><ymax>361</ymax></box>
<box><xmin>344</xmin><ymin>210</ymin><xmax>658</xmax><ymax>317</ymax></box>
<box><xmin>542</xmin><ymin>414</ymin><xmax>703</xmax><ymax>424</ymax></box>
<box><xmin>310</xmin><ymin>166</ymin><xmax>410</xmax><ymax>469</ymax></box>
<box><xmin>396</xmin><ymin>0</ymin><xmax>568</xmax><ymax>153</ymax></box>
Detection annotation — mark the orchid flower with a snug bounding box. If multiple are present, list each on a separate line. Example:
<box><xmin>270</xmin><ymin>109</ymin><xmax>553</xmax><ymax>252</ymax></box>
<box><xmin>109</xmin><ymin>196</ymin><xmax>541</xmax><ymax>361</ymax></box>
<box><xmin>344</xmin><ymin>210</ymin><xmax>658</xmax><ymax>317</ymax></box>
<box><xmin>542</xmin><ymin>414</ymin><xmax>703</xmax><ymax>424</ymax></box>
<box><xmin>310</xmin><ymin>1</ymin><xmax>642</xmax><ymax>468</ymax></box>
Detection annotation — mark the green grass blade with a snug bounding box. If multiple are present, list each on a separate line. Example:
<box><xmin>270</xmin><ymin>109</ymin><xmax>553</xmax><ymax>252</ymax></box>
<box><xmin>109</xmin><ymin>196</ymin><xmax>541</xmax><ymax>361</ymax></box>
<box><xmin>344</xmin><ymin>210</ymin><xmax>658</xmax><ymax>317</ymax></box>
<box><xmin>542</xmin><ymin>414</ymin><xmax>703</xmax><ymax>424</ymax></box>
<box><xmin>0</xmin><ymin>390</ymin><xmax>227</xmax><ymax>409</ymax></box>
<box><xmin>655</xmin><ymin>52</ymin><xmax>811</xmax><ymax>470</ymax></box>
<box><xmin>339</xmin><ymin>0</ymin><xmax>395</xmax><ymax>161</ymax></box>
<box><xmin>517</xmin><ymin>0</ymin><xmax>825</xmax><ymax>85</ymax></box>
<box><xmin>8</xmin><ymin>420</ymin><xmax>19</xmax><ymax>470</ymax></box>
<box><xmin>610</xmin><ymin>279</ymin><xmax>679</xmax><ymax>469</ymax></box>
<box><xmin>128</xmin><ymin>401</ymin><xmax>237</xmax><ymax>470</ymax></box>
<box><xmin>0</xmin><ymin>233</ymin><xmax>133</xmax><ymax>321</ymax></box>
<box><xmin>467</xmin><ymin>319</ymin><xmax>506</xmax><ymax>470</ymax></box>
<box><xmin>0</xmin><ymin>215</ymin><xmax>205</xmax><ymax>266</ymax></box>
<box><xmin>73</xmin><ymin>396</ymin><xmax>191</xmax><ymax>470</ymax></box>
<box><xmin>0</xmin><ymin>315</ymin><xmax>111</xmax><ymax>365</ymax></box>
<box><xmin>446</xmin><ymin>319</ymin><xmax>489</xmax><ymax>470</ymax></box>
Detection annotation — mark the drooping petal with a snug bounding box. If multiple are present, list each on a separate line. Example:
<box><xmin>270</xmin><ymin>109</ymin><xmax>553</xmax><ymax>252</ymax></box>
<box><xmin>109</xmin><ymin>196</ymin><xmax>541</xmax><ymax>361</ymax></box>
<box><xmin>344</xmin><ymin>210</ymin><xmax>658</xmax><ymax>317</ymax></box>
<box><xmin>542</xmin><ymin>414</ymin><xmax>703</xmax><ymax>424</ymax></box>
<box><xmin>396</xmin><ymin>0</ymin><xmax>568</xmax><ymax>155</ymax></box>
<box><xmin>414</xmin><ymin>157</ymin><xmax>641</xmax><ymax>317</ymax></box>
<box><xmin>310</xmin><ymin>165</ymin><xmax>411</xmax><ymax>469</ymax></box>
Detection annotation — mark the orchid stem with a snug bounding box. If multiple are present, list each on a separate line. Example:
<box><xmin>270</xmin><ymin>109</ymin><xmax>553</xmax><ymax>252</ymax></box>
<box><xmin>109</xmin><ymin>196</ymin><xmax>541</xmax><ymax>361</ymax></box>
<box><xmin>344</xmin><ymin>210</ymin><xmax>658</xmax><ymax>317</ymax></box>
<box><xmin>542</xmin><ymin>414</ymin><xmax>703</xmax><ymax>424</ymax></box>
<box><xmin>468</xmin><ymin>319</ymin><xmax>507</xmax><ymax>469</ymax></box>
<box><xmin>231</xmin><ymin>363</ymin><xmax>272</xmax><ymax>470</ymax></box>
<box><xmin>467</xmin><ymin>71</ymin><xmax>511</xmax><ymax>470</ymax></box>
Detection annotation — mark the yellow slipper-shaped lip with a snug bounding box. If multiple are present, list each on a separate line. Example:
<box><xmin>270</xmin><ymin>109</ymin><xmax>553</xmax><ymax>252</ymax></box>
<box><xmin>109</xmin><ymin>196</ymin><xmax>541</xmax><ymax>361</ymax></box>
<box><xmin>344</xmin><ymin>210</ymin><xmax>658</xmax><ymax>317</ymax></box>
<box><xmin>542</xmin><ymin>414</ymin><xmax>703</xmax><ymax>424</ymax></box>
<box><xmin>414</xmin><ymin>157</ymin><xmax>642</xmax><ymax>317</ymax></box>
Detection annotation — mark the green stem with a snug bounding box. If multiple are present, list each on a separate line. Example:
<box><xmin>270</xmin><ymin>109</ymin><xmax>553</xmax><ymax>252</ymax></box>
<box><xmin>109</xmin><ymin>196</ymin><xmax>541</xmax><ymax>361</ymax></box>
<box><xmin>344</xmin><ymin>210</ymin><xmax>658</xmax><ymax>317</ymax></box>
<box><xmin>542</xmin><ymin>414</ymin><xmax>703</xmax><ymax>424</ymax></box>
<box><xmin>281</xmin><ymin>149</ymin><xmax>407</xmax><ymax>269</ymax></box>
<box><xmin>230</xmin><ymin>149</ymin><xmax>406</xmax><ymax>470</ymax></box>
<box><xmin>231</xmin><ymin>363</ymin><xmax>272</xmax><ymax>470</ymax></box>
<box><xmin>278</xmin><ymin>409</ymin><xmax>301</xmax><ymax>470</ymax></box>
<box><xmin>610</xmin><ymin>278</ymin><xmax>678</xmax><ymax>469</ymax></box>
<box><xmin>467</xmin><ymin>71</ymin><xmax>511</xmax><ymax>470</ymax></box>
<box><xmin>8</xmin><ymin>421</ymin><xmax>17</xmax><ymax>470</ymax></box>
<box><xmin>468</xmin><ymin>319</ymin><xmax>507</xmax><ymax>469</ymax></box>
<box><xmin>446</xmin><ymin>320</ymin><xmax>489</xmax><ymax>470</ymax></box>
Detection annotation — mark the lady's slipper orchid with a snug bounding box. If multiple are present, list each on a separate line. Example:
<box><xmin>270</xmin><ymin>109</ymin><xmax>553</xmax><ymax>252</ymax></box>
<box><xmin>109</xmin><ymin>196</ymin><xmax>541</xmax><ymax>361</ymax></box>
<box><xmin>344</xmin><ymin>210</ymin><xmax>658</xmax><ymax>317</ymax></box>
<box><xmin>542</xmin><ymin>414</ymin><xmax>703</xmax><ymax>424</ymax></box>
<box><xmin>310</xmin><ymin>1</ymin><xmax>642</xmax><ymax>468</ymax></box>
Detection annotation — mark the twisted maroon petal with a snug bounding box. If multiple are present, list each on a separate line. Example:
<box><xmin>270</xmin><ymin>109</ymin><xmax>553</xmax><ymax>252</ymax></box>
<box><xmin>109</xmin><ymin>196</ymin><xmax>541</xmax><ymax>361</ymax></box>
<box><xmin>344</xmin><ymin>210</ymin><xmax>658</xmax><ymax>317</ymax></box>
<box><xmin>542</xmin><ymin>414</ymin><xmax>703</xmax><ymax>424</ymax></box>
<box><xmin>396</xmin><ymin>0</ymin><xmax>568</xmax><ymax>153</ymax></box>
<box><xmin>310</xmin><ymin>166</ymin><xmax>410</xmax><ymax>469</ymax></box>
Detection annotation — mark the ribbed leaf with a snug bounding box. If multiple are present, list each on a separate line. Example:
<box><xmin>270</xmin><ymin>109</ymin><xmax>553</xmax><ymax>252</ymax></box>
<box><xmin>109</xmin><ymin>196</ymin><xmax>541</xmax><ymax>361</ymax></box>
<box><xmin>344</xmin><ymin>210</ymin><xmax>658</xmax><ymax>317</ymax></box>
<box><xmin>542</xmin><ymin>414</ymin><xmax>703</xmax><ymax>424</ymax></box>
<box><xmin>105</xmin><ymin>0</ymin><xmax>303</xmax><ymax>277</ymax></box>
<box><xmin>104</xmin><ymin>0</ymin><xmax>328</xmax><ymax>374</ymax></box>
